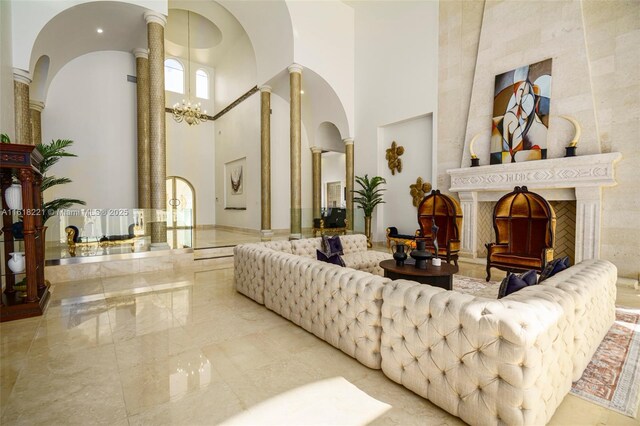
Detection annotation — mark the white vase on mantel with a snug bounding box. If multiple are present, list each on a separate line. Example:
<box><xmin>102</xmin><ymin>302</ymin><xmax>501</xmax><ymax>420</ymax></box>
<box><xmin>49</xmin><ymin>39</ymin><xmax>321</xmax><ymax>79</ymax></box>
<box><xmin>8</xmin><ymin>252</ymin><xmax>26</xmax><ymax>274</ymax></box>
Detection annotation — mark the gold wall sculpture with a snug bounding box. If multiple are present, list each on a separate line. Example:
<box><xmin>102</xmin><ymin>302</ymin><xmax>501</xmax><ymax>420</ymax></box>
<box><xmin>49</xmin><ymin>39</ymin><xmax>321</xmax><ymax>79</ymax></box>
<box><xmin>409</xmin><ymin>177</ymin><xmax>432</xmax><ymax>207</ymax></box>
<box><xmin>385</xmin><ymin>141</ymin><xmax>404</xmax><ymax>175</ymax></box>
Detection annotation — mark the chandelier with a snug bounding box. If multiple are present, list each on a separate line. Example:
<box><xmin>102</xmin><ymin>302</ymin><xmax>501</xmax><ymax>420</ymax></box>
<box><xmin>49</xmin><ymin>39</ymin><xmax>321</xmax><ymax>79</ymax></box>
<box><xmin>172</xmin><ymin>11</ymin><xmax>207</xmax><ymax>126</ymax></box>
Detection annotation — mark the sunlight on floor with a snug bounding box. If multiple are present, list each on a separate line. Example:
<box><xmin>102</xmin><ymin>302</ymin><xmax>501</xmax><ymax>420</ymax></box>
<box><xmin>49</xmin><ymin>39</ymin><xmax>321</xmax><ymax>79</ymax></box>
<box><xmin>219</xmin><ymin>377</ymin><xmax>391</xmax><ymax>426</ymax></box>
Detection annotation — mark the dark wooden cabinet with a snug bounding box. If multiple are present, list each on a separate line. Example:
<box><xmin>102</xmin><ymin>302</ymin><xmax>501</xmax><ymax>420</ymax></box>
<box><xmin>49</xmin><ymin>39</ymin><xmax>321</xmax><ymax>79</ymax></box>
<box><xmin>1</xmin><ymin>143</ymin><xmax>50</xmax><ymax>322</ymax></box>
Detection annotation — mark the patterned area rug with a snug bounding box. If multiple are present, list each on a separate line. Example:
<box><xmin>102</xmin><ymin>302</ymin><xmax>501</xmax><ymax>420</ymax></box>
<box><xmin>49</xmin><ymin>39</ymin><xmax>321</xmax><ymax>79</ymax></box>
<box><xmin>452</xmin><ymin>276</ymin><xmax>640</xmax><ymax>418</ymax></box>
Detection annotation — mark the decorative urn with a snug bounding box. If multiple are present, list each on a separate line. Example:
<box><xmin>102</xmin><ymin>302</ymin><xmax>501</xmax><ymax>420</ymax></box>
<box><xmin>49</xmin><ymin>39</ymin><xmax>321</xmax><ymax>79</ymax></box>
<box><xmin>410</xmin><ymin>241</ymin><xmax>431</xmax><ymax>269</ymax></box>
<box><xmin>393</xmin><ymin>243</ymin><xmax>408</xmax><ymax>266</ymax></box>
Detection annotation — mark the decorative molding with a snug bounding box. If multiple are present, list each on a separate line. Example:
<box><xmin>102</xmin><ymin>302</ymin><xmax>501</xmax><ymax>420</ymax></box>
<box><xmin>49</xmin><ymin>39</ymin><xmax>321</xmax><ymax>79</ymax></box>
<box><xmin>212</xmin><ymin>85</ymin><xmax>258</xmax><ymax>121</ymax></box>
<box><xmin>343</xmin><ymin>138</ymin><xmax>354</xmax><ymax>146</ymax></box>
<box><xmin>29</xmin><ymin>100</ymin><xmax>44</xmax><ymax>112</ymax></box>
<box><xmin>259</xmin><ymin>85</ymin><xmax>272</xmax><ymax>93</ymax></box>
<box><xmin>13</xmin><ymin>69</ymin><xmax>31</xmax><ymax>84</ymax></box>
<box><xmin>132</xmin><ymin>48</ymin><xmax>149</xmax><ymax>59</ymax></box>
<box><xmin>448</xmin><ymin>153</ymin><xmax>621</xmax><ymax>192</ymax></box>
<box><xmin>143</xmin><ymin>11</ymin><xmax>167</xmax><ymax>27</ymax></box>
<box><xmin>288</xmin><ymin>63</ymin><xmax>303</xmax><ymax>74</ymax></box>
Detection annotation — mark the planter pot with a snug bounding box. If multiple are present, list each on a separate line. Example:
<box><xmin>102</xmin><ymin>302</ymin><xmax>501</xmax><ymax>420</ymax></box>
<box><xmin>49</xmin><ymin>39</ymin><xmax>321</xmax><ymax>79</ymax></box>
<box><xmin>364</xmin><ymin>216</ymin><xmax>373</xmax><ymax>248</ymax></box>
<box><xmin>393</xmin><ymin>243</ymin><xmax>408</xmax><ymax>266</ymax></box>
<box><xmin>5</xmin><ymin>183</ymin><xmax>22</xmax><ymax>210</ymax></box>
<box><xmin>8</xmin><ymin>252</ymin><xmax>26</xmax><ymax>274</ymax></box>
<box><xmin>410</xmin><ymin>241</ymin><xmax>431</xmax><ymax>269</ymax></box>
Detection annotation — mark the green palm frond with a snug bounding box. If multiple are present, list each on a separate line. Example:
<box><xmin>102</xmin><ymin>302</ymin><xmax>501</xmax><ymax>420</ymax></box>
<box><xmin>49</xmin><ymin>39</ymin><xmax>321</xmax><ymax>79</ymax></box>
<box><xmin>1</xmin><ymin>133</ymin><xmax>10</xmax><ymax>143</ymax></box>
<box><xmin>352</xmin><ymin>174</ymin><xmax>386</xmax><ymax>217</ymax></box>
<box><xmin>43</xmin><ymin>198</ymin><xmax>86</xmax><ymax>223</ymax></box>
<box><xmin>41</xmin><ymin>176</ymin><xmax>72</xmax><ymax>192</ymax></box>
<box><xmin>36</xmin><ymin>139</ymin><xmax>78</xmax><ymax>174</ymax></box>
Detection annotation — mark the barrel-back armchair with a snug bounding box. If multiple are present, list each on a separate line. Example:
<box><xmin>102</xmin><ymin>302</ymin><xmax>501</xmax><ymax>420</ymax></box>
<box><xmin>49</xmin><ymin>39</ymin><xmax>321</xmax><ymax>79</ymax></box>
<box><xmin>415</xmin><ymin>190</ymin><xmax>463</xmax><ymax>266</ymax></box>
<box><xmin>486</xmin><ymin>186</ymin><xmax>556</xmax><ymax>281</ymax></box>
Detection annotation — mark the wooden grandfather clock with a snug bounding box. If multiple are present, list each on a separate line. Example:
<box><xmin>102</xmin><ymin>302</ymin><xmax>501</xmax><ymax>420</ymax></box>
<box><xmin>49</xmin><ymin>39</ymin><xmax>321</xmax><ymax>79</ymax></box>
<box><xmin>0</xmin><ymin>143</ymin><xmax>49</xmax><ymax>322</ymax></box>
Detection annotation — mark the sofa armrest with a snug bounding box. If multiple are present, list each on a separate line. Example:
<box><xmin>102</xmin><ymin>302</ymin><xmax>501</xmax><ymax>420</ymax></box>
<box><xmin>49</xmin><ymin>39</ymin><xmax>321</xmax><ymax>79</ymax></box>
<box><xmin>381</xmin><ymin>280</ymin><xmax>573</xmax><ymax>425</ymax></box>
<box><xmin>541</xmin><ymin>247</ymin><xmax>554</xmax><ymax>266</ymax></box>
<box><xmin>487</xmin><ymin>243</ymin><xmax>509</xmax><ymax>257</ymax></box>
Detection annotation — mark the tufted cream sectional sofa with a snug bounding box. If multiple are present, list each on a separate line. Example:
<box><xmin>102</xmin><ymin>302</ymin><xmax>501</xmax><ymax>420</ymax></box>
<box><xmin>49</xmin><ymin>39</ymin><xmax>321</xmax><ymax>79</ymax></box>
<box><xmin>234</xmin><ymin>236</ymin><xmax>617</xmax><ymax>426</ymax></box>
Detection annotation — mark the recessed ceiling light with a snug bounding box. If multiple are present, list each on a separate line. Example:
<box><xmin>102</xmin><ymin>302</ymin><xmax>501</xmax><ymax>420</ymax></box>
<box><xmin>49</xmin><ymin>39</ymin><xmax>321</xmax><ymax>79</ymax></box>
<box><xmin>97</xmin><ymin>28</ymin><xmax>104</xmax><ymax>34</ymax></box>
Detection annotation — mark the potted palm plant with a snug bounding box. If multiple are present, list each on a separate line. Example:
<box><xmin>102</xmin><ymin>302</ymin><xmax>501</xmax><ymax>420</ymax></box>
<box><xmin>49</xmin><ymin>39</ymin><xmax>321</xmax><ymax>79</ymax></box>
<box><xmin>353</xmin><ymin>174</ymin><xmax>386</xmax><ymax>248</ymax></box>
<box><xmin>36</xmin><ymin>139</ymin><xmax>86</xmax><ymax>223</ymax></box>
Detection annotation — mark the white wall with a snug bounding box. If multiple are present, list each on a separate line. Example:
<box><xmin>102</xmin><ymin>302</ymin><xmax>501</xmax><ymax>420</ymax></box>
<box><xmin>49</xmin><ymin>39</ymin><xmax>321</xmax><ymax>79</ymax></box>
<box><xmin>353</xmin><ymin>1</ymin><xmax>439</xmax><ymax>241</ymax></box>
<box><xmin>166</xmin><ymin>58</ymin><xmax>215</xmax><ymax>225</ymax></box>
<box><xmin>321</xmin><ymin>151</ymin><xmax>345</xmax><ymax>208</ymax></box>
<box><xmin>0</xmin><ymin>0</ymin><xmax>14</xmax><ymax>139</ymax></box>
<box><xmin>214</xmin><ymin>33</ymin><xmax>259</xmax><ymax>230</ymax></box>
<box><xmin>287</xmin><ymin>0</ymin><xmax>354</xmax><ymax>137</ymax></box>
<box><xmin>379</xmin><ymin>114</ymin><xmax>433</xmax><ymax>236</ymax></box>
<box><xmin>42</xmin><ymin>51</ymin><xmax>137</xmax><ymax>209</ymax></box>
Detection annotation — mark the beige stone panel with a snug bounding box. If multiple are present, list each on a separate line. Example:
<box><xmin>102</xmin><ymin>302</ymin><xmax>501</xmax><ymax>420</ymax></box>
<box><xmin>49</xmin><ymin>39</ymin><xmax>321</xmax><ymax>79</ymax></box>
<box><xmin>289</xmin><ymin>66</ymin><xmax>302</xmax><ymax>236</ymax></box>
<box><xmin>13</xmin><ymin>80</ymin><xmax>31</xmax><ymax>145</ymax></box>
<box><xmin>136</xmin><ymin>55</ymin><xmax>151</xmax><ymax>210</ymax></box>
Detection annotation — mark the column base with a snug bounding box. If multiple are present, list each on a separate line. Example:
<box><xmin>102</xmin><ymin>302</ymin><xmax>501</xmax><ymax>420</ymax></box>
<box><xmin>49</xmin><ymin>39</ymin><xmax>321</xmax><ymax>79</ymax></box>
<box><xmin>150</xmin><ymin>242</ymin><xmax>171</xmax><ymax>251</ymax></box>
<box><xmin>289</xmin><ymin>233</ymin><xmax>302</xmax><ymax>240</ymax></box>
<box><xmin>260</xmin><ymin>229</ymin><xmax>273</xmax><ymax>237</ymax></box>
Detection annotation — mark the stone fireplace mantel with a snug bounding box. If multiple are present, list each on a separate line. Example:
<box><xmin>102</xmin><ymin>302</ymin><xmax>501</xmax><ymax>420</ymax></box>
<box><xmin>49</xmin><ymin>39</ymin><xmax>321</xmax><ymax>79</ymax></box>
<box><xmin>447</xmin><ymin>152</ymin><xmax>622</xmax><ymax>263</ymax></box>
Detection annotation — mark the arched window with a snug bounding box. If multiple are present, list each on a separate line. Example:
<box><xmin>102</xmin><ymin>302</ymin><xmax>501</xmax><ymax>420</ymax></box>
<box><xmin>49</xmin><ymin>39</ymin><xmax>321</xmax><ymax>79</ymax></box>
<box><xmin>196</xmin><ymin>69</ymin><xmax>209</xmax><ymax>99</ymax></box>
<box><xmin>164</xmin><ymin>59</ymin><xmax>184</xmax><ymax>94</ymax></box>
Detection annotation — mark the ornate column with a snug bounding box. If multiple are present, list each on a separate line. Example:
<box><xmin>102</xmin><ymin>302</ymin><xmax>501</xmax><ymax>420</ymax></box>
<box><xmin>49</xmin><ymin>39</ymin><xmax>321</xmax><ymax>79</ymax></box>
<box><xmin>13</xmin><ymin>69</ymin><xmax>32</xmax><ymax>145</ymax></box>
<box><xmin>144</xmin><ymin>12</ymin><xmax>168</xmax><ymax>247</ymax></box>
<box><xmin>260</xmin><ymin>85</ymin><xmax>272</xmax><ymax>237</ymax></box>
<box><xmin>133</xmin><ymin>48</ymin><xmax>151</xmax><ymax>210</ymax></box>
<box><xmin>311</xmin><ymin>147</ymin><xmax>322</xmax><ymax>219</ymax></box>
<box><xmin>344</xmin><ymin>138</ymin><xmax>354</xmax><ymax>231</ymax></box>
<box><xmin>288</xmin><ymin>64</ymin><xmax>303</xmax><ymax>239</ymax></box>
<box><xmin>29</xmin><ymin>100</ymin><xmax>44</xmax><ymax>146</ymax></box>
<box><xmin>18</xmin><ymin>169</ymin><xmax>38</xmax><ymax>302</ymax></box>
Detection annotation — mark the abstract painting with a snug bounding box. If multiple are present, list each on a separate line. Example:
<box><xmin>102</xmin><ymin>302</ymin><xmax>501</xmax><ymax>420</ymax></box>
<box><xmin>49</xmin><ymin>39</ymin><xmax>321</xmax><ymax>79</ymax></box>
<box><xmin>491</xmin><ymin>59</ymin><xmax>552</xmax><ymax>164</ymax></box>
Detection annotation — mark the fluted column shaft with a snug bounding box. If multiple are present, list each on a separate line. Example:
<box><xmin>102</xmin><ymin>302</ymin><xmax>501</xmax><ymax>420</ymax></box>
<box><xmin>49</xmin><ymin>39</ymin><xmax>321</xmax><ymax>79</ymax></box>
<box><xmin>134</xmin><ymin>49</ymin><xmax>151</xmax><ymax>210</ymax></box>
<box><xmin>289</xmin><ymin>64</ymin><xmax>303</xmax><ymax>238</ymax></box>
<box><xmin>145</xmin><ymin>12</ymin><xmax>168</xmax><ymax>245</ymax></box>
<box><xmin>311</xmin><ymin>147</ymin><xmax>322</xmax><ymax>219</ymax></box>
<box><xmin>345</xmin><ymin>138</ymin><xmax>354</xmax><ymax>231</ymax></box>
<box><xmin>29</xmin><ymin>100</ymin><xmax>44</xmax><ymax>146</ymax></box>
<box><xmin>13</xmin><ymin>70</ymin><xmax>32</xmax><ymax>145</ymax></box>
<box><xmin>260</xmin><ymin>86</ymin><xmax>272</xmax><ymax>236</ymax></box>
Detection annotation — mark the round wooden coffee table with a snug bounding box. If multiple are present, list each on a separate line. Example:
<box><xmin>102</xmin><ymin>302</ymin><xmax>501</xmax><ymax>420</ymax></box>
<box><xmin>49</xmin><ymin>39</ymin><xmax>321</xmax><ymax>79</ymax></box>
<box><xmin>379</xmin><ymin>259</ymin><xmax>458</xmax><ymax>290</ymax></box>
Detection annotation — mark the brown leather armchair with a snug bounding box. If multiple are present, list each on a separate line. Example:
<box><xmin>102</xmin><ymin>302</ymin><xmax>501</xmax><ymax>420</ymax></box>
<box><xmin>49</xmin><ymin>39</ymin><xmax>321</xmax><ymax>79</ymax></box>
<box><xmin>416</xmin><ymin>190</ymin><xmax>463</xmax><ymax>266</ymax></box>
<box><xmin>486</xmin><ymin>186</ymin><xmax>556</xmax><ymax>281</ymax></box>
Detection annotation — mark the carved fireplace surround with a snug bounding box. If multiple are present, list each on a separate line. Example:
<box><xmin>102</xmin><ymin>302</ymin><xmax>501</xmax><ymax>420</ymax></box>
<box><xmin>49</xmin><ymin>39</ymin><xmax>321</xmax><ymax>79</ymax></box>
<box><xmin>447</xmin><ymin>152</ymin><xmax>622</xmax><ymax>263</ymax></box>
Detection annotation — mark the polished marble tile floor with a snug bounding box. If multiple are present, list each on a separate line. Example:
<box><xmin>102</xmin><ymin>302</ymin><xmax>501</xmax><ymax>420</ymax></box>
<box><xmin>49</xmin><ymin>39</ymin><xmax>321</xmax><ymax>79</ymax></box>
<box><xmin>1</xmin><ymin>262</ymin><xmax>639</xmax><ymax>425</ymax></box>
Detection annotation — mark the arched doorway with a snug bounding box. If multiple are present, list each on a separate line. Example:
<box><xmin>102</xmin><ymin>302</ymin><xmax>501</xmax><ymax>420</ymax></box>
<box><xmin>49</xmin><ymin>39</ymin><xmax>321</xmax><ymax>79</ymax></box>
<box><xmin>166</xmin><ymin>176</ymin><xmax>195</xmax><ymax>248</ymax></box>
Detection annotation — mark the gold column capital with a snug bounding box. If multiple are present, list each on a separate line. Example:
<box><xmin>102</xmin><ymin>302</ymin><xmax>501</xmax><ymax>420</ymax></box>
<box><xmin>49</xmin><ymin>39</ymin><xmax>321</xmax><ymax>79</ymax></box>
<box><xmin>144</xmin><ymin>11</ymin><xmax>167</xmax><ymax>27</ymax></box>
<box><xmin>288</xmin><ymin>63</ymin><xmax>303</xmax><ymax>74</ymax></box>
<box><xmin>343</xmin><ymin>138</ymin><xmax>354</xmax><ymax>146</ymax></box>
<box><xmin>29</xmin><ymin>100</ymin><xmax>45</xmax><ymax>112</ymax></box>
<box><xmin>259</xmin><ymin>85</ymin><xmax>272</xmax><ymax>93</ymax></box>
<box><xmin>311</xmin><ymin>146</ymin><xmax>322</xmax><ymax>154</ymax></box>
<box><xmin>132</xmin><ymin>48</ymin><xmax>149</xmax><ymax>59</ymax></box>
<box><xmin>13</xmin><ymin>68</ymin><xmax>31</xmax><ymax>84</ymax></box>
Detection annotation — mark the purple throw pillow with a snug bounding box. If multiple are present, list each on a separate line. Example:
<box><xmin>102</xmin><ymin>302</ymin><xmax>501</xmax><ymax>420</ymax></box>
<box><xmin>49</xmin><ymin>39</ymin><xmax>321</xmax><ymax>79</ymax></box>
<box><xmin>316</xmin><ymin>249</ymin><xmax>345</xmax><ymax>267</ymax></box>
<box><xmin>539</xmin><ymin>256</ymin><xmax>570</xmax><ymax>283</ymax></box>
<box><xmin>322</xmin><ymin>235</ymin><xmax>344</xmax><ymax>256</ymax></box>
<box><xmin>498</xmin><ymin>269</ymin><xmax>538</xmax><ymax>299</ymax></box>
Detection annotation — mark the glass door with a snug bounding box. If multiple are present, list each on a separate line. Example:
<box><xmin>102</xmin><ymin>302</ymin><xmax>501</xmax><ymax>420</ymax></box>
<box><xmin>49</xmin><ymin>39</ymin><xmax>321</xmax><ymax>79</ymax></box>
<box><xmin>166</xmin><ymin>176</ymin><xmax>195</xmax><ymax>249</ymax></box>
